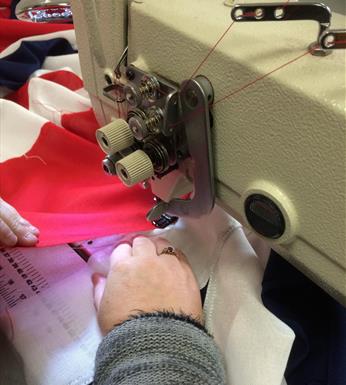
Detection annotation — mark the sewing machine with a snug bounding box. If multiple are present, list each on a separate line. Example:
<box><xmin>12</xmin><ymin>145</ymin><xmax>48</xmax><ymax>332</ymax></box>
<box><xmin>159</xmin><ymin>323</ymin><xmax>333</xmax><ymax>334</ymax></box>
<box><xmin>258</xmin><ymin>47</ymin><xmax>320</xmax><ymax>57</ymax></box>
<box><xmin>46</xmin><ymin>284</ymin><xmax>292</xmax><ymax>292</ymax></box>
<box><xmin>70</xmin><ymin>0</ymin><xmax>345</xmax><ymax>305</ymax></box>
<box><xmin>17</xmin><ymin>0</ymin><xmax>345</xmax><ymax>305</ymax></box>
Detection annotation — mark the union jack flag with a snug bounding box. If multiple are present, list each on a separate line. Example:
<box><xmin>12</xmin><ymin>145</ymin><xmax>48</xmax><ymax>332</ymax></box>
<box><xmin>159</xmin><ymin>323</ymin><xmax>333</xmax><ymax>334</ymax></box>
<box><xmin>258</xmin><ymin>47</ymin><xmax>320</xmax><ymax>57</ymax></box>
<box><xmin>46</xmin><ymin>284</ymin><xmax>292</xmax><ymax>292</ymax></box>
<box><xmin>0</xmin><ymin>4</ymin><xmax>153</xmax><ymax>246</ymax></box>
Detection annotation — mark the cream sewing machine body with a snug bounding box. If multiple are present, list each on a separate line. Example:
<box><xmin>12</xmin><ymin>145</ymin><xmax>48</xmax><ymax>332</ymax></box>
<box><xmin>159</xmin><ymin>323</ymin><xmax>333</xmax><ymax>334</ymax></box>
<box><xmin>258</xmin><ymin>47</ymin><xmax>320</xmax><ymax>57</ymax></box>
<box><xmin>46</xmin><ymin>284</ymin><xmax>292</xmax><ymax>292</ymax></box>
<box><xmin>68</xmin><ymin>0</ymin><xmax>345</xmax><ymax>305</ymax></box>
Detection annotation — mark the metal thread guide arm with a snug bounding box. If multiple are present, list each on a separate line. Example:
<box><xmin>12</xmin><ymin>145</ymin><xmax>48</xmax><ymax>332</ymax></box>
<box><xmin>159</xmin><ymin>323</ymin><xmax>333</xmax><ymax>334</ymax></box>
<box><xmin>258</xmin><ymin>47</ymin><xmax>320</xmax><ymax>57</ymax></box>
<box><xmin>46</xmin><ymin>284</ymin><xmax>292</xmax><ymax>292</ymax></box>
<box><xmin>231</xmin><ymin>2</ymin><xmax>346</xmax><ymax>55</ymax></box>
<box><xmin>146</xmin><ymin>76</ymin><xmax>215</xmax><ymax>222</ymax></box>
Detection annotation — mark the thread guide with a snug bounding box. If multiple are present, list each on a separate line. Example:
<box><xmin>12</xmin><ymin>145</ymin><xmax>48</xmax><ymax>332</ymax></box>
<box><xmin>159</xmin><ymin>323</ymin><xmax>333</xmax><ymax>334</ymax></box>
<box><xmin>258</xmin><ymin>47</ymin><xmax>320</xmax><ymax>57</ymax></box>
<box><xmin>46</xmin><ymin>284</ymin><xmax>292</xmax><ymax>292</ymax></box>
<box><xmin>231</xmin><ymin>2</ymin><xmax>346</xmax><ymax>56</ymax></box>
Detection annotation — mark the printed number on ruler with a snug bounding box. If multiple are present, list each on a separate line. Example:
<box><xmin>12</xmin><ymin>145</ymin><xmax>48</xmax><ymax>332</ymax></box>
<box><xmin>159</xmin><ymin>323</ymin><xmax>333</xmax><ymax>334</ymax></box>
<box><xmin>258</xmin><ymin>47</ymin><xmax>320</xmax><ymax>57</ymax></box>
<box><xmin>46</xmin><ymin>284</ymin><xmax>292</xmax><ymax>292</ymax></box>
<box><xmin>0</xmin><ymin>248</ymin><xmax>49</xmax><ymax>308</ymax></box>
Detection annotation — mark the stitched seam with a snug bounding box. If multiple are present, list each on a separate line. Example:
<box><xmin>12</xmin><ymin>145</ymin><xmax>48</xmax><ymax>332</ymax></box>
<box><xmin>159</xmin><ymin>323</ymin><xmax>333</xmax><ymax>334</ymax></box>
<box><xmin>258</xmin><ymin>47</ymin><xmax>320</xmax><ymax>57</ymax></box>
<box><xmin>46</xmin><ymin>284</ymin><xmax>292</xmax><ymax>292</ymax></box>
<box><xmin>204</xmin><ymin>224</ymin><xmax>242</xmax><ymax>329</ymax></box>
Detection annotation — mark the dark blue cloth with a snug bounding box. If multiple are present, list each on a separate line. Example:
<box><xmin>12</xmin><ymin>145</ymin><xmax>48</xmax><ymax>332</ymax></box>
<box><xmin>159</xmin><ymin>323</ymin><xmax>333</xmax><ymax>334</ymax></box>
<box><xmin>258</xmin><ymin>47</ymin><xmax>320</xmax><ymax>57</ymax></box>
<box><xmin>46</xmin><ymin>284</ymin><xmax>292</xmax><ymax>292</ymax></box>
<box><xmin>10</xmin><ymin>0</ymin><xmax>21</xmax><ymax>19</ymax></box>
<box><xmin>0</xmin><ymin>38</ymin><xmax>76</xmax><ymax>90</ymax></box>
<box><xmin>262</xmin><ymin>250</ymin><xmax>346</xmax><ymax>385</ymax></box>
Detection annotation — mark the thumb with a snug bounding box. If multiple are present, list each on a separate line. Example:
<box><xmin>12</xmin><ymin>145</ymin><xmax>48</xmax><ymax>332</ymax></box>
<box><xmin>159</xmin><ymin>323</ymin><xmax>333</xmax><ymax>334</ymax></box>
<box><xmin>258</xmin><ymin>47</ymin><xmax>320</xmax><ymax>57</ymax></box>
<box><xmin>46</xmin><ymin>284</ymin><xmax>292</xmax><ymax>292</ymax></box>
<box><xmin>92</xmin><ymin>273</ymin><xmax>106</xmax><ymax>311</ymax></box>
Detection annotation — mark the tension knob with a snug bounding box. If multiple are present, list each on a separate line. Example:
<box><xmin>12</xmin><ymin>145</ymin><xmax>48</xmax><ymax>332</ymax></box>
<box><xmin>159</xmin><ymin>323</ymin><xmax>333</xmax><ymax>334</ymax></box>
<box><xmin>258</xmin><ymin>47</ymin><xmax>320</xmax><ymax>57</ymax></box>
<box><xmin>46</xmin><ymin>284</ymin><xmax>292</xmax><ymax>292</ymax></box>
<box><xmin>96</xmin><ymin>119</ymin><xmax>134</xmax><ymax>154</ymax></box>
<box><xmin>116</xmin><ymin>150</ymin><xmax>154</xmax><ymax>187</ymax></box>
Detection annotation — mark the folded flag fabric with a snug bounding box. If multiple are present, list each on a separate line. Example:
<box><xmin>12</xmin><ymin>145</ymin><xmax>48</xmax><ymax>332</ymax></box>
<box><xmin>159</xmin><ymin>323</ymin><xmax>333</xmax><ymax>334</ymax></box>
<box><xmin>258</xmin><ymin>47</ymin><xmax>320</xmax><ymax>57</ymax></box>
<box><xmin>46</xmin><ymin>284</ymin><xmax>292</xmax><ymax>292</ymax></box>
<box><xmin>0</xmin><ymin>15</ymin><xmax>74</xmax><ymax>52</ymax></box>
<box><xmin>0</xmin><ymin>20</ymin><xmax>154</xmax><ymax>246</ymax></box>
<box><xmin>0</xmin><ymin>37</ymin><xmax>76</xmax><ymax>90</ymax></box>
<box><xmin>0</xmin><ymin>0</ymin><xmax>12</xmax><ymax>19</ymax></box>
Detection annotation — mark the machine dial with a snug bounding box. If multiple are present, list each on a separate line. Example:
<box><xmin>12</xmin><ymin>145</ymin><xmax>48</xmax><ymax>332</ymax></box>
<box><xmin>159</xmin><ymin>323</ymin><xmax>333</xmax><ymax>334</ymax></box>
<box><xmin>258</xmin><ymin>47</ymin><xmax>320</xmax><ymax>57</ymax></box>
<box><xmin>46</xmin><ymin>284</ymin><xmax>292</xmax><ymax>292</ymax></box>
<box><xmin>96</xmin><ymin>119</ymin><xmax>134</xmax><ymax>154</ymax></box>
<box><xmin>245</xmin><ymin>194</ymin><xmax>285</xmax><ymax>239</ymax></box>
<box><xmin>116</xmin><ymin>150</ymin><xmax>154</xmax><ymax>187</ymax></box>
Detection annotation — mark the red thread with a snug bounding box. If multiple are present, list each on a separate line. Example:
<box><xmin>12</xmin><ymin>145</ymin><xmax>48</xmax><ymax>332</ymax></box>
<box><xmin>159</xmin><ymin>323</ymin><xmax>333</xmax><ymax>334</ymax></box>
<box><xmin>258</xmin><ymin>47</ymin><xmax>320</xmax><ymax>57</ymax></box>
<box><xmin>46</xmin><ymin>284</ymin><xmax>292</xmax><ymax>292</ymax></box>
<box><xmin>187</xmin><ymin>21</ymin><xmax>235</xmax><ymax>82</ymax></box>
<box><xmin>147</xmin><ymin>21</ymin><xmax>236</xmax><ymax>100</ymax></box>
<box><xmin>170</xmin><ymin>46</ymin><xmax>313</xmax><ymax>128</ymax></box>
<box><xmin>213</xmin><ymin>48</ymin><xmax>313</xmax><ymax>106</ymax></box>
<box><xmin>23</xmin><ymin>154</ymin><xmax>48</xmax><ymax>166</ymax></box>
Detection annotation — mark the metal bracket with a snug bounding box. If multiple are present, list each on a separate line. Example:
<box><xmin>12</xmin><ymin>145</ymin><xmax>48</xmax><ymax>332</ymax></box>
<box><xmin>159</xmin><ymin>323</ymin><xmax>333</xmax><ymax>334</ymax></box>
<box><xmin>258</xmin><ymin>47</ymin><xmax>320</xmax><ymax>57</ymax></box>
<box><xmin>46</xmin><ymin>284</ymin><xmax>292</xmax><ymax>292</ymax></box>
<box><xmin>114</xmin><ymin>46</ymin><xmax>129</xmax><ymax>79</ymax></box>
<box><xmin>102</xmin><ymin>46</ymin><xmax>129</xmax><ymax>103</ymax></box>
<box><xmin>320</xmin><ymin>30</ymin><xmax>346</xmax><ymax>50</ymax></box>
<box><xmin>231</xmin><ymin>2</ymin><xmax>345</xmax><ymax>56</ymax></box>
<box><xmin>146</xmin><ymin>76</ymin><xmax>215</xmax><ymax>220</ymax></box>
<box><xmin>103</xmin><ymin>84</ymin><xmax>126</xmax><ymax>103</ymax></box>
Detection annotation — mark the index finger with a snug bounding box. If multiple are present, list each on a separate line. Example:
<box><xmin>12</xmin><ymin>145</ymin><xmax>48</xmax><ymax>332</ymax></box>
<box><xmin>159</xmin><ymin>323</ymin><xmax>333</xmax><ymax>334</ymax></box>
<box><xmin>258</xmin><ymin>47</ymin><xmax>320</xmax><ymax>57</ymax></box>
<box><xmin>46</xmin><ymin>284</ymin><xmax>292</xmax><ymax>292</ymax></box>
<box><xmin>132</xmin><ymin>236</ymin><xmax>157</xmax><ymax>258</ymax></box>
<box><xmin>110</xmin><ymin>243</ymin><xmax>132</xmax><ymax>268</ymax></box>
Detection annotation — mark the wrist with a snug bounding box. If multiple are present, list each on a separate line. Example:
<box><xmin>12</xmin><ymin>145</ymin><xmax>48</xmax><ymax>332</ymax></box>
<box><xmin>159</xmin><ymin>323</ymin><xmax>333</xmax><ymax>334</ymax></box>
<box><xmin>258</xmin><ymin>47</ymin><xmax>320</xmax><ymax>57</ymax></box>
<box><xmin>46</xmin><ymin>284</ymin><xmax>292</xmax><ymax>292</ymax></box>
<box><xmin>117</xmin><ymin>310</ymin><xmax>206</xmax><ymax>333</ymax></box>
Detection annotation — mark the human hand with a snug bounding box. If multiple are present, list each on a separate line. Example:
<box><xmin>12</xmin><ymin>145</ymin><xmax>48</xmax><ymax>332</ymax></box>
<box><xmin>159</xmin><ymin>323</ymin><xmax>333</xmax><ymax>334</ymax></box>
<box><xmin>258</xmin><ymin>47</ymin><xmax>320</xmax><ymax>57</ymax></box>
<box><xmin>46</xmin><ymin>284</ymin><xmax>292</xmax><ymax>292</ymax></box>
<box><xmin>0</xmin><ymin>198</ymin><xmax>39</xmax><ymax>247</ymax></box>
<box><xmin>92</xmin><ymin>236</ymin><xmax>203</xmax><ymax>335</ymax></box>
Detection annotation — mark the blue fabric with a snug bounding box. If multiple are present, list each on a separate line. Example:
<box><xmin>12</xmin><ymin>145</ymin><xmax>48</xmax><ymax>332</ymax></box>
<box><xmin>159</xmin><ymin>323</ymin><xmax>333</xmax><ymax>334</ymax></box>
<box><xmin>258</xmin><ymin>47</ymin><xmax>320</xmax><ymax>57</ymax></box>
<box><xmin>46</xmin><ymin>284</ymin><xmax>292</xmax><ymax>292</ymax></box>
<box><xmin>10</xmin><ymin>0</ymin><xmax>21</xmax><ymax>19</ymax></box>
<box><xmin>0</xmin><ymin>38</ymin><xmax>76</xmax><ymax>90</ymax></box>
<box><xmin>262</xmin><ymin>250</ymin><xmax>346</xmax><ymax>385</ymax></box>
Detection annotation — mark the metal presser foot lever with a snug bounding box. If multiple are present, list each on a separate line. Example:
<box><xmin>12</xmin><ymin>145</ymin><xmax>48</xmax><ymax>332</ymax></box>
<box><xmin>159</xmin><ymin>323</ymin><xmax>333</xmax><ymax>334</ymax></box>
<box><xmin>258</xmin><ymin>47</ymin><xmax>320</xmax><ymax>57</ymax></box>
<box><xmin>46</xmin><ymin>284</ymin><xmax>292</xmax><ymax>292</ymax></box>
<box><xmin>146</xmin><ymin>76</ymin><xmax>215</xmax><ymax>223</ymax></box>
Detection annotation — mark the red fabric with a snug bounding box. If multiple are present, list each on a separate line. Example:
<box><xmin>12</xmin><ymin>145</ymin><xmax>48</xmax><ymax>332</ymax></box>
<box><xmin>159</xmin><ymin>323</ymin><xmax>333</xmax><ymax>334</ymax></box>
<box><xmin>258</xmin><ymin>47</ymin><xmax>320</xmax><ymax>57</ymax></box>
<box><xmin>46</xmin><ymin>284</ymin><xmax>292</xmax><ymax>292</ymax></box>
<box><xmin>61</xmin><ymin>108</ymin><xmax>100</xmax><ymax>143</ymax></box>
<box><xmin>6</xmin><ymin>82</ymin><xmax>29</xmax><ymax>108</ymax></box>
<box><xmin>0</xmin><ymin>19</ymin><xmax>74</xmax><ymax>51</ymax></box>
<box><xmin>0</xmin><ymin>0</ymin><xmax>11</xmax><ymax>19</ymax></box>
<box><xmin>40</xmin><ymin>70</ymin><xmax>84</xmax><ymax>90</ymax></box>
<box><xmin>0</xmin><ymin>121</ymin><xmax>154</xmax><ymax>246</ymax></box>
<box><xmin>6</xmin><ymin>70</ymin><xmax>84</xmax><ymax>109</ymax></box>
<box><xmin>0</xmin><ymin>8</ymin><xmax>10</xmax><ymax>19</ymax></box>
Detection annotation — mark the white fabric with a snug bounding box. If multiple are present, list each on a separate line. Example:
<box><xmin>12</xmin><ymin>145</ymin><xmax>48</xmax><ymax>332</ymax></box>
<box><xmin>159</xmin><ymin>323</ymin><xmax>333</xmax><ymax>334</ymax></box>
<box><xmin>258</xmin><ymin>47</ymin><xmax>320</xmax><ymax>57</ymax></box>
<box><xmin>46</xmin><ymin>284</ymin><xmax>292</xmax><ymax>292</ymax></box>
<box><xmin>43</xmin><ymin>53</ymin><xmax>82</xmax><ymax>78</ymax></box>
<box><xmin>202</xmin><ymin>213</ymin><xmax>295</xmax><ymax>385</ymax></box>
<box><xmin>153</xmin><ymin>206</ymin><xmax>295</xmax><ymax>385</ymax></box>
<box><xmin>87</xmin><ymin>205</ymin><xmax>295</xmax><ymax>385</ymax></box>
<box><xmin>0</xmin><ymin>99</ymin><xmax>47</xmax><ymax>162</ymax></box>
<box><xmin>29</xmin><ymin>55</ymin><xmax>82</xmax><ymax>80</ymax></box>
<box><xmin>0</xmin><ymin>72</ymin><xmax>91</xmax><ymax>162</ymax></box>
<box><xmin>28</xmin><ymin>77</ymin><xmax>91</xmax><ymax>125</ymax></box>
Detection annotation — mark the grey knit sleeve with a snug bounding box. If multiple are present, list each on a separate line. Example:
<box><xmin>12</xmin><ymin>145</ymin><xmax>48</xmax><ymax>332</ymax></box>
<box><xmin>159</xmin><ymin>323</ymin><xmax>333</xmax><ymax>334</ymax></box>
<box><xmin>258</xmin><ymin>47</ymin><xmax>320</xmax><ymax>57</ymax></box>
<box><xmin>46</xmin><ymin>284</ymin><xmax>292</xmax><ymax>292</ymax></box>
<box><xmin>94</xmin><ymin>312</ymin><xmax>227</xmax><ymax>385</ymax></box>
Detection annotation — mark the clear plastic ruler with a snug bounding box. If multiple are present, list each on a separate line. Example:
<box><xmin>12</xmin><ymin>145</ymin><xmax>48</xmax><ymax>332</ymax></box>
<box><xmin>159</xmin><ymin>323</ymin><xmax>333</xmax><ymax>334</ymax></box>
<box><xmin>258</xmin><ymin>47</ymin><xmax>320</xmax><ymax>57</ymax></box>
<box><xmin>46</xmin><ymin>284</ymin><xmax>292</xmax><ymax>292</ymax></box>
<box><xmin>0</xmin><ymin>247</ymin><xmax>49</xmax><ymax>309</ymax></box>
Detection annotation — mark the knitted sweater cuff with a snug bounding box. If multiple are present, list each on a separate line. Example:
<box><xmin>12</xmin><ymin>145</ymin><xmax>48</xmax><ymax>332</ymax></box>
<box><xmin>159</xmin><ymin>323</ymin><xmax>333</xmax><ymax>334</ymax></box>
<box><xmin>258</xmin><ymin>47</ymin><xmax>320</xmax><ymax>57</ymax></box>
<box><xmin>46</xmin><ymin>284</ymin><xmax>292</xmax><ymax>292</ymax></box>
<box><xmin>94</xmin><ymin>312</ymin><xmax>226</xmax><ymax>385</ymax></box>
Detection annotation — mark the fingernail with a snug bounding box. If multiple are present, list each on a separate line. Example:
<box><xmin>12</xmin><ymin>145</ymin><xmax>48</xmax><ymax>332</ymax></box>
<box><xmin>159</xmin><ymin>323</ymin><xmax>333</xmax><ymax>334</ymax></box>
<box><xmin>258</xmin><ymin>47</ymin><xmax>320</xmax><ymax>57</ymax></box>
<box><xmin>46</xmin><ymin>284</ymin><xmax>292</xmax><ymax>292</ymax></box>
<box><xmin>133</xmin><ymin>236</ymin><xmax>148</xmax><ymax>243</ymax></box>
<box><xmin>29</xmin><ymin>226</ymin><xmax>40</xmax><ymax>236</ymax></box>
<box><xmin>3</xmin><ymin>233</ymin><xmax>17</xmax><ymax>247</ymax></box>
<box><xmin>24</xmin><ymin>233</ymin><xmax>38</xmax><ymax>244</ymax></box>
<box><xmin>91</xmin><ymin>273</ymin><xmax>102</xmax><ymax>286</ymax></box>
